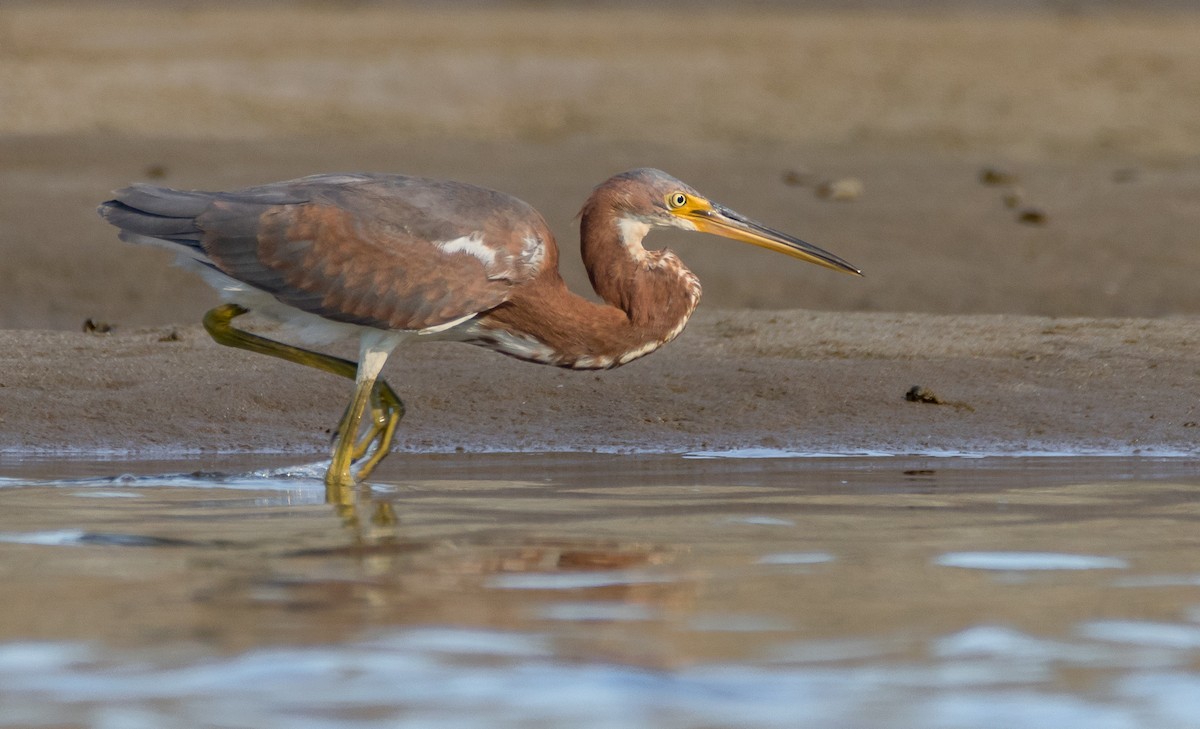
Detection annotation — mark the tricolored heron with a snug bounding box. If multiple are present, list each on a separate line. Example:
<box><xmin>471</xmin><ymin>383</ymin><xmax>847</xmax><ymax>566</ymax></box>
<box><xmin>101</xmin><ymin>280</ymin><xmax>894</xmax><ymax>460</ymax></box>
<box><xmin>99</xmin><ymin>169</ymin><xmax>861</xmax><ymax>489</ymax></box>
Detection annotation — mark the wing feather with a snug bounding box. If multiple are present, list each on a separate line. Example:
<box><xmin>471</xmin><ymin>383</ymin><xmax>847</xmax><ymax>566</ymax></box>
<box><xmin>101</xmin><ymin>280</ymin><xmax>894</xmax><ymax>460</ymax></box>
<box><xmin>102</xmin><ymin>174</ymin><xmax>553</xmax><ymax>332</ymax></box>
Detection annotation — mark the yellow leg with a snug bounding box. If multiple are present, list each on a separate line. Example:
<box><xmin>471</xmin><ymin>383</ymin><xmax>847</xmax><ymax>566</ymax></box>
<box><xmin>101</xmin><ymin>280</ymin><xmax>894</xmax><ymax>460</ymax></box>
<box><xmin>326</xmin><ymin>331</ymin><xmax>400</xmax><ymax>489</ymax></box>
<box><xmin>202</xmin><ymin>304</ymin><xmax>404</xmax><ymax>485</ymax></box>
<box><xmin>349</xmin><ymin>385</ymin><xmax>403</xmax><ymax>477</ymax></box>
<box><xmin>327</xmin><ymin>374</ymin><xmax>378</xmax><ymax>488</ymax></box>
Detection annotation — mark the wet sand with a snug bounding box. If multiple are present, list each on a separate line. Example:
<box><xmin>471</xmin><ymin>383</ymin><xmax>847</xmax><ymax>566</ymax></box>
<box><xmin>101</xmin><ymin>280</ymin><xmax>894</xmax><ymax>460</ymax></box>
<box><xmin>1</xmin><ymin>3</ymin><xmax>1199</xmax><ymax>457</ymax></box>
<box><xmin>3</xmin><ymin>310</ymin><xmax>1198</xmax><ymax>459</ymax></box>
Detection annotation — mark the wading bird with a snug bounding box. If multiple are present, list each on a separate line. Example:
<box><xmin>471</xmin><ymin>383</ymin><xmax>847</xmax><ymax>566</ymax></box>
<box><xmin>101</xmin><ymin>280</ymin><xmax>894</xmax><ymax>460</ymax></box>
<box><xmin>99</xmin><ymin>169</ymin><xmax>861</xmax><ymax>489</ymax></box>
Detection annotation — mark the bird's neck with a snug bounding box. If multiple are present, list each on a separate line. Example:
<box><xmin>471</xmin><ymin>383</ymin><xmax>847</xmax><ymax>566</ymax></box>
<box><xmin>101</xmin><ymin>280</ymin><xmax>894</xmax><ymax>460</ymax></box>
<box><xmin>469</xmin><ymin>210</ymin><xmax>700</xmax><ymax>369</ymax></box>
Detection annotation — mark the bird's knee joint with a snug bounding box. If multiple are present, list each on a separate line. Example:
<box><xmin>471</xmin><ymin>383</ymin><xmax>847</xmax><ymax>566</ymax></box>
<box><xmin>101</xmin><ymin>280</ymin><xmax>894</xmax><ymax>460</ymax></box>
<box><xmin>202</xmin><ymin>304</ymin><xmax>250</xmax><ymax>341</ymax></box>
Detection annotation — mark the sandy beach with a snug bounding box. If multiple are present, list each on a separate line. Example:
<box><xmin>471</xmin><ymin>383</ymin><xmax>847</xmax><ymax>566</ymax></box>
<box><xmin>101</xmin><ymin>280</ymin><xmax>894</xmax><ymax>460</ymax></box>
<box><xmin>1</xmin><ymin>2</ymin><xmax>1198</xmax><ymax>457</ymax></box>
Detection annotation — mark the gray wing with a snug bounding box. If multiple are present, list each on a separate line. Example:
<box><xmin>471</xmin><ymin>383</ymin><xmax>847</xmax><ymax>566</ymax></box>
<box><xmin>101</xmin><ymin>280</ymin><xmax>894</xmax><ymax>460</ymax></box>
<box><xmin>98</xmin><ymin>173</ymin><xmax>552</xmax><ymax>331</ymax></box>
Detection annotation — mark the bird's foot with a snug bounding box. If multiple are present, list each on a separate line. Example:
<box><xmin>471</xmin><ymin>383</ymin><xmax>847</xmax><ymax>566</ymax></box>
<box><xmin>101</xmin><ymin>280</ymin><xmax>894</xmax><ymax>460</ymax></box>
<box><xmin>329</xmin><ymin>379</ymin><xmax>404</xmax><ymax>482</ymax></box>
<box><xmin>353</xmin><ymin>380</ymin><xmax>403</xmax><ymax>478</ymax></box>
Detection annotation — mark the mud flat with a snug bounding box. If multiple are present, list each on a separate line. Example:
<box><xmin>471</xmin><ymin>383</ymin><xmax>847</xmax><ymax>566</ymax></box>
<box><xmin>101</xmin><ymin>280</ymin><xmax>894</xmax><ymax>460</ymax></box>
<box><xmin>1</xmin><ymin>310</ymin><xmax>1196</xmax><ymax>460</ymax></box>
<box><xmin>1</xmin><ymin>3</ymin><xmax>1198</xmax><ymax>458</ymax></box>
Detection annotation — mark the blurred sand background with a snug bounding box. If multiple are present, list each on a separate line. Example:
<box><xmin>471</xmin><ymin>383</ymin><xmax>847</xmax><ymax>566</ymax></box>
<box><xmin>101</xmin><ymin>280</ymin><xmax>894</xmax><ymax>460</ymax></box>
<box><xmin>1</xmin><ymin>1</ymin><xmax>1198</xmax><ymax>456</ymax></box>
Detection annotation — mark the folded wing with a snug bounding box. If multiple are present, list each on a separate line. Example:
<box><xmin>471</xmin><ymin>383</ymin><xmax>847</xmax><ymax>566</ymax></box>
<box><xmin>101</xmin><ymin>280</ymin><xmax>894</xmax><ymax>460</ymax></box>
<box><xmin>99</xmin><ymin>173</ymin><xmax>552</xmax><ymax>332</ymax></box>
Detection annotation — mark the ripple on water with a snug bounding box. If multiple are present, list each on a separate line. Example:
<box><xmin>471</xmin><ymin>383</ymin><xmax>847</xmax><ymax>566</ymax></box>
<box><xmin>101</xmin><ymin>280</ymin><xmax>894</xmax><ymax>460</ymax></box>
<box><xmin>538</xmin><ymin>602</ymin><xmax>660</xmax><ymax>622</ymax></box>
<box><xmin>0</xmin><ymin>461</ymin><xmax>331</xmax><ymax>493</ymax></box>
<box><xmin>756</xmin><ymin>552</ymin><xmax>836</xmax><ymax>566</ymax></box>
<box><xmin>0</xmin><ymin>454</ymin><xmax>1197</xmax><ymax>728</ymax></box>
<box><xmin>487</xmin><ymin>570</ymin><xmax>674</xmax><ymax>591</ymax></box>
<box><xmin>1078</xmin><ymin>621</ymin><xmax>1200</xmax><ymax>650</ymax></box>
<box><xmin>935</xmin><ymin>552</ymin><xmax>1130</xmax><ymax>571</ymax></box>
<box><xmin>0</xmin><ymin>530</ymin><xmax>88</xmax><ymax>546</ymax></box>
<box><xmin>2</xmin><ymin>626</ymin><xmax>1200</xmax><ymax>729</ymax></box>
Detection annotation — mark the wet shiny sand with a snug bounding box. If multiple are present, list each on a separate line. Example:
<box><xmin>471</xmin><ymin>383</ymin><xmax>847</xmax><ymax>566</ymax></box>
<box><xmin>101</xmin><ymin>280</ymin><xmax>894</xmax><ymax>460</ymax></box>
<box><xmin>1</xmin><ymin>453</ymin><xmax>1198</xmax><ymax>727</ymax></box>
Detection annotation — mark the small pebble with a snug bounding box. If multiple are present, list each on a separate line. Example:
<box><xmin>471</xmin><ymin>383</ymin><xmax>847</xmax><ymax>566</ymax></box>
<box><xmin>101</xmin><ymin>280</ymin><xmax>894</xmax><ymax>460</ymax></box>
<box><xmin>82</xmin><ymin>318</ymin><xmax>113</xmax><ymax>334</ymax></box>
<box><xmin>1017</xmin><ymin>208</ymin><xmax>1048</xmax><ymax>226</ymax></box>
<box><xmin>905</xmin><ymin>385</ymin><xmax>943</xmax><ymax>404</ymax></box>
<box><xmin>781</xmin><ymin>169</ymin><xmax>813</xmax><ymax>187</ymax></box>
<box><xmin>815</xmin><ymin>177</ymin><xmax>863</xmax><ymax>202</ymax></box>
<box><xmin>905</xmin><ymin>385</ymin><xmax>975</xmax><ymax>412</ymax></box>
<box><xmin>979</xmin><ymin>167</ymin><xmax>1017</xmax><ymax>186</ymax></box>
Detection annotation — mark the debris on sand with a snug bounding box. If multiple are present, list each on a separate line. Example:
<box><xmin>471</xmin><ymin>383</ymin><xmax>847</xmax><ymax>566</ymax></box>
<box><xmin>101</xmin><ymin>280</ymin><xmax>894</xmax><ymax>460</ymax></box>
<box><xmin>1017</xmin><ymin>207</ymin><xmax>1048</xmax><ymax>226</ymax></box>
<box><xmin>82</xmin><ymin>318</ymin><xmax>113</xmax><ymax>334</ymax></box>
<box><xmin>978</xmin><ymin>167</ymin><xmax>1050</xmax><ymax>224</ymax></box>
<box><xmin>815</xmin><ymin>177</ymin><xmax>864</xmax><ymax>201</ymax></box>
<box><xmin>905</xmin><ymin>385</ymin><xmax>942</xmax><ymax>404</ymax></box>
<box><xmin>781</xmin><ymin>169</ymin><xmax>814</xmax><ymax>187</ymax></box>
<box><xmin>905</xmin><ymin>385</ymin><xmax>975</xmax><ymax>412</ymax></box>
<box><xmin>979</xmin><ymin>167</ymin><xmax>1018</xmax><ymax>186</ymax></box>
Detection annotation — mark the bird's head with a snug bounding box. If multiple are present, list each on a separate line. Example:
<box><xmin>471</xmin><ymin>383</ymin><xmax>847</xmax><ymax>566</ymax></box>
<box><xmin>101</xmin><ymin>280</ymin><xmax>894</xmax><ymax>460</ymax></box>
<box><xmin>596</xmin><ymin>168</ymin><xmax>862</xmax><ymax>276</ymax></box>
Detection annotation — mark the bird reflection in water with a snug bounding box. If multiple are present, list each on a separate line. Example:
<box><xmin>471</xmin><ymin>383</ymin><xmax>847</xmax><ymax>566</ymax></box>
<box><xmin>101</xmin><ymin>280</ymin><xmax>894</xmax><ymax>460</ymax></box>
<box><xmin>238</xmin><ymin>494</ymin><xmax>685</xmax><ymax>648</ymax></box>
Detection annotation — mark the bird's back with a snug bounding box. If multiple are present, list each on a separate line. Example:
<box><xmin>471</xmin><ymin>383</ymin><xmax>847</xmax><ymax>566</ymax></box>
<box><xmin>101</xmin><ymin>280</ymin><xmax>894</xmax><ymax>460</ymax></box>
<box><xmin>99</xmin><ymin>173</ymin><xmax>554</xmax><ymax>333</ymax></box>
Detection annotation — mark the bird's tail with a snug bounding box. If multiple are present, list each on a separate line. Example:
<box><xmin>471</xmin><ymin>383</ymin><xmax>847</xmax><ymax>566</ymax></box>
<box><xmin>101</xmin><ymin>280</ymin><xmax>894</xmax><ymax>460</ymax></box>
<box><xmin>97</xmin><ymin>183</ymin><xmax>215</xmax><ymax>258</ymax></box>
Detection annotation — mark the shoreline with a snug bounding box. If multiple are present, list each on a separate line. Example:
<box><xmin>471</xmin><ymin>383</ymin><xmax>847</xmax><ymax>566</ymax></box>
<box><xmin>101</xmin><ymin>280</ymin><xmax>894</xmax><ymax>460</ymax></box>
<box><xmin>2</xmin><ymin>446</ymin><xmax>1196</xmax><ymax>460</ymax></box>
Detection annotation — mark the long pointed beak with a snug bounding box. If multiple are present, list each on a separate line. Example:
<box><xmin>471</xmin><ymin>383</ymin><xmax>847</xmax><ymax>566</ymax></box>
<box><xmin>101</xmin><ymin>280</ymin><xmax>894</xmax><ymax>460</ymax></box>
<box><xmin>685</xmin><ymin>203</ymin><xmax>863</xmax><ymax>276</ymax></box>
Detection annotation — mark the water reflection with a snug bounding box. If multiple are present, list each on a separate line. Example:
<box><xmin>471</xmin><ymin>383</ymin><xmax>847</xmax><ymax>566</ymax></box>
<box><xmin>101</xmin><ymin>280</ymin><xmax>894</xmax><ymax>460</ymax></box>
<box><xmin>0</xmin><ymin>454</ymin><xmax>1198</xmax><ymax>727</ymax></box>
<box><xmin>2</xmin><ymin>625</ymin><xmax>1199</xmax><ymax>729</ymax></box>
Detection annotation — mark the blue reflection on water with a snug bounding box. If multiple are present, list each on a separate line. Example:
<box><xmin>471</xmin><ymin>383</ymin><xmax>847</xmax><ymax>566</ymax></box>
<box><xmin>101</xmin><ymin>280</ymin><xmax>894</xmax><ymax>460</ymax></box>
<box><xmin>1</xmin><ymin>624</ymin><xmax>1199</xmax><ymax>729</ymax></box>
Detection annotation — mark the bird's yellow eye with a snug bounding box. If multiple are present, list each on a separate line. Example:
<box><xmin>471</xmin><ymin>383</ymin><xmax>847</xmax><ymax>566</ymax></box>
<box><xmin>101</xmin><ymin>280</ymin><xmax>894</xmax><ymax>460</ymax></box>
<box><xmin>668</xmin><ymin>192</ymin><xmax>688</xmax><ymax>209</ymax></box>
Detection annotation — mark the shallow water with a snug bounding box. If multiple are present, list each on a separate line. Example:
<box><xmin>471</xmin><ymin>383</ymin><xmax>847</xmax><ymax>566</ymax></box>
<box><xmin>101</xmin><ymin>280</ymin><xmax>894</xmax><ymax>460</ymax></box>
<box><xmin>0</xmin><ymin>453</ymin><xmax>1198</xmax><ymax>728</ymax></box>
